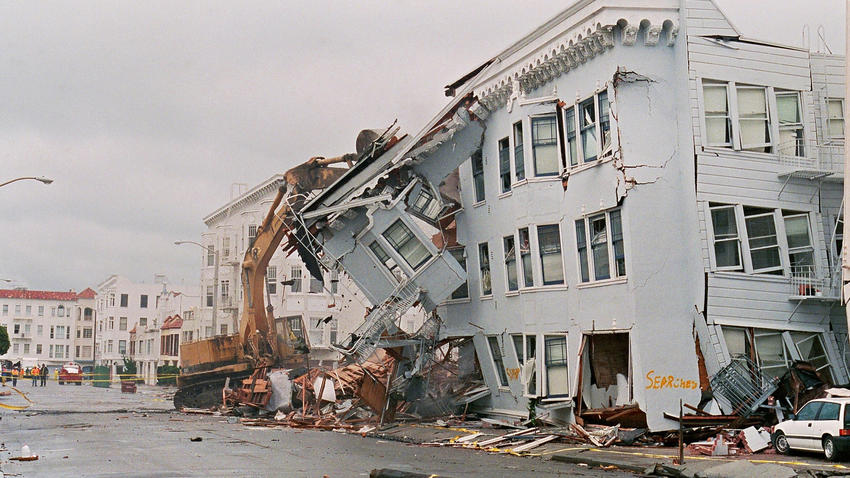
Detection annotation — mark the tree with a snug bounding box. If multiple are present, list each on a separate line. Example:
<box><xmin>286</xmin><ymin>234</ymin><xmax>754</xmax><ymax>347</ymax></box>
<box><xmin>0</xmin><ymin>326</ymin><xmax>8</xmax><ymax>356</ymax></box>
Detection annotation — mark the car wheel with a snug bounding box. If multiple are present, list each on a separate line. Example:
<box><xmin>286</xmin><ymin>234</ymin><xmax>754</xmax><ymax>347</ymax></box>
<box><xmin>59</xmin><ymin>381</ymin><xmax>63</xmax><ymax>385</ymax></box>
<box><xmin>774</xmin><ymin>432</ymin><xmax>791</xmax><ymax>455</ymax></box>
<box><xmin>824</xmin><ymin>436</ymin><xmax>841</xmax><ymax>462</ymax></box>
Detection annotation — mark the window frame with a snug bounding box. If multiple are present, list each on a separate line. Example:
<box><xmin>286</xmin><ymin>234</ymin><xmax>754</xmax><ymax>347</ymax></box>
<box><xmin>775</xmin><ymin>90</ymin><xmax>805</xmax><ymax>157</ymax></box>
<box><xmin>702</xmin><ymin>81</ymin><xmax>733</xmax><ymax>148</ymax></box>
<box><xmin>530</xmin><ymin>113</ymin><xmax>561</xmax><ymax>177</ymax></box>
<box><xmin>381</xmin><ymin>219</ymin><xmax>434</xmax><ymax>272</ymax></box>
<box><xmin>498</xmin><ymin>136</ymin><xmax>512</xmax><ymax>193</ymax></box>
<box><xmin>536</xmin><ymin>224</ymin><xmax>565</xmax><ymax>286</ymax></box>
<box><xmin>503</xmin><ymin>235</ymin><xmax>519</xmax><ymax>293</ymax></box>
<box><xmin>575</xmin><ymin>209</ymin><xmax>627</xmax><ymax>284</ymax></box>
<box><xmin>478</xmin><ymin>242</ymin><xmax>492</xmax><ymax>297</ymax></box>
<box><xmin>470</xmin><ymin>150</ymin><xmax>485</xmax><ymax>204</ymax></box>
<box><xmin>707</xmin><ymin>204</ymin><xmax>821</xmax><ymax>278</ymax></box>
<box><xmin>561</xmin><ymin>87</ymin><xmax>614</xmax><ymax>169</ymax></box>
<box><xmin>448</xmin><ymin>246</ymin><xmax>469</xmax><ymax>300</ymax></box>
<box><xmin>512</xmin><ymin>121</ymin><xmax>526</xmax><ymax>182</ymax></box>
<box><xmin>486</xmin><ymin>335</ymin><xmax>510</xmax><ymax>389</ymax></box>
<box><xmin>826</xmin><ymin>98</ymin><xmax>845</xmax><ymax>139</ymax></box>
<box><xmin>542</xmin><ymin>333</ymin><xmax>570</xmax><ymax>398</ymax></box>
<box><xmin>708</xmin><ymin>203</ymin><xmax>743</xmax><ymax>271</ymax></box>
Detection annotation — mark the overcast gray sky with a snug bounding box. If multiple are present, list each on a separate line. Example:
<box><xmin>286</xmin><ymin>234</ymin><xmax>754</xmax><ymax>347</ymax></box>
<box><xmin>0</xmin><ymin>0</ymin><xmax>844</xmax><ymax>291</ymax></box>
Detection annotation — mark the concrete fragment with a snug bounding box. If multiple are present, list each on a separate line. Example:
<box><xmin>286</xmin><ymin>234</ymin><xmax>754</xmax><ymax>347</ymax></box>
<box><xmin>698</xmin><ymin>460</ymin><xmax>796</xmax><ymax>478</ymax></box>
<box><xmin>265</xmin><ymin>370</ymin><xmax>292</xmax><ymax>412</ymax></box>
<box><xmin>740</xmin><ymin>426</ymin><xmax>769</xmax><ymax>453</ymax></box>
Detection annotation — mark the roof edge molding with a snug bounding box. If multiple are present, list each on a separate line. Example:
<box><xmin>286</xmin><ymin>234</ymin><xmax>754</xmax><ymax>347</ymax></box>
<box><xmin>473</xmin><ymin>8</ymin><xmax>678</xmax><ymax>111</ymax></box>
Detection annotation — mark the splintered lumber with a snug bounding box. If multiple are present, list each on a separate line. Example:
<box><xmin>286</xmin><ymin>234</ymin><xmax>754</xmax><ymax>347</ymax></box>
<box><xmin>478</xmin><ymin>428</ymin><xmax>539</xmax><ymax>447</ymax></box>
<box><xmin>570</xmin><ymin>423</ymin><xmax>602</xmax><ymax>446</ymax></box>
<box><xmin>512</xmin><ymin>435</ymin><xmax>558</xmax><ymax>453</ymax></box>
<box><xmin>684</xmin><ymin>403</ymin><xmax>712</xmax><ymax>416</ymax></box>
<box><xmin>455</xmin><ymin>432</ymin><xmax>483</xmax><ymax>443</ymax></box>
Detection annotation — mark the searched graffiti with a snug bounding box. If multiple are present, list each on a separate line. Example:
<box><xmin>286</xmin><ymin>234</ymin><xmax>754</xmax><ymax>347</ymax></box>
<box><xmin>506</xmin><ymin>368</ymin><xmax>521</xmax><ymax>381</ymax></box>
<box><xmin>645</xmin><ymin>370</ymin><xmax>698</xmax><ymax>390</ymax></box>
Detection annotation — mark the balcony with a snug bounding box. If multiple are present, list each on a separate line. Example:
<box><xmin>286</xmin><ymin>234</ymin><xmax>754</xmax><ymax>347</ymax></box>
<box><xmin>777</xmin><ymin>139</ymin><xmax>844</xmax><ymax>183</ymax></box>
<box><xmin>788</xmin><ymin>265</ymin><xmax>840</xmax><ymax>301</ymax></box>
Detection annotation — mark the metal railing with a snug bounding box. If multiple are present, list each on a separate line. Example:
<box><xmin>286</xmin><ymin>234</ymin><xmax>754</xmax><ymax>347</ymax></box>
<box><xmin>710</xmin><ymin>356</ymin><xmax>779</xmax><ymax>417</ymax></box>
<box><xmin>789</xmin><ymin>265</ymin><xmax>839</xmax><ymax>299</ymax></box>
<box><xmin>777</xmin><ymin>139</ymin><xmax>844</xmax><ymax>175</ymax></box>
<box><xmin>331</xmin><ymin>281</ymin><xmax>421</xmax><ymax>363</ymax></box>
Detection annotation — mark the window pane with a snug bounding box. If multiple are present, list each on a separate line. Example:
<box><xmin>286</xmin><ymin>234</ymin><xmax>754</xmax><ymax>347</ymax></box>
<box><xmin>383</xmin><ymin>220</ymin><xmax>432</xmax><ymax>270</ymax></box>
<box><xmin>575</xmin><ymin>220</ymin><xmax>590</xmax><ymax>282</ymax></box>
<box><xmin>513</xmin><ymin>122</ymin><xmax>525</xmax><ymax>181</ymax></box>
<box><xmin>498</xmin><ymin>138</ymin><xmax>511</xmax><ymax>192</ymax></box>
<box><xmin>819</xmin><ymin>402</ymin><xmax>840</xmax><ymax>421</ymax></box>
<box><xmin>776</xmin><ymin>94</ymin><xmax>800</xmax><ymax>124</ymax></box>
<box><xmin>471</xmin><ymin>151</ymin><xmax>485</xmax><ymax>202</ymax></box>
<box><xmin>512</xmin><ymin>335</ymin><xmax>524</xmax><ymax>363</ymax></box>
<box><xmin>519</xmin><ymin>228</ymin><xmax>534</xmax><ymax>287</ymax></box>
<box><xmin>532</xmin><ymin>115</ymin><xmax>559</xmax><ymax>176</ymax></box>
<box><xmin>580</xmin><ymin>98</ymin><xmax>597</xmax><ymax>161</ymax></box>
<box><xmin>449</xmin><ymin>248</ymin><xmax>469</xmax><ymax>299</ymax></box>
<box><xmin>609</xmin><ymin>210</ymin><xmax>625</xmax><ymax>277</ymax></box>
<box><xmin>590</xmin><ymin>214</ymin><xmax>610</xmax><ymax>280</ymax></box>
<box><xmin>565</xmin><ymin>107</ymin><xmax>578</xmax><ymax>167</ymax></box>
<box><xmin>745</xmin><ymin>211</ymin><xmax>782</xmax><ymax>272</ymax></box>
<box><xmin>704</xmin><ymin>85</ymin><xmax>728</xmax><ymax>113</ymax></box>
<box><xmin>711</xmin><ymin>206</ymin><xmax>740</xmax><ymax>268</ymax></box>
<box><xmin>598</xmin><ymin>91</ymin><xmax>611</xmax><ymax>152</ymax></box>
<box><xmin>504</xmin><ymin>236</ymin><xmax>518</xmax><ymax>291</ymax></box>
<box><xmin>784</xmin><ymin>215</ymin><xmax>811</xmax><ymax>249</ymax></box>
<box><xmin>737</xmin><ymin>87</ymin><xmax>770</xmax><ymax>150</ymax></box>
<box><xmin>488</xmin><ymin>336</ymin><xmax>509</xmax><ymax>387</ymax></box>
<box><xmin>797</xmin><ymin>401</ymin><xmax>822</xmax><ymax>420</ymax></box>
<box><xmin>545</xmin><ymin>336</ymin><xmax>569</xmax><ymax>396</ymax></box>
<box><xmin>538</xmin><ymin>224</ymin><xmax>564</xmax><ymax>285</ymax></box>
<box><xmin>478</xmin><ymin>242</ymin><xmax>492</xmax><ymax>296</ymax></box>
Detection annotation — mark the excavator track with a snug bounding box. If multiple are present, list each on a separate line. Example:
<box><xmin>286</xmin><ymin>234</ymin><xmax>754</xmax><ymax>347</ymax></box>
<box><xmin>173</xmin><ymin>370</ymin><xmax>252</xmax><ymax>410</ymax></box>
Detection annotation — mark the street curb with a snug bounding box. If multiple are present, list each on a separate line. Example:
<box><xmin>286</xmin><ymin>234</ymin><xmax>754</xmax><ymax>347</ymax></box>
<box><xmin>551</xmin><ymin>452</ymin><xmax>654</xmax><ymax>474</ymax></box>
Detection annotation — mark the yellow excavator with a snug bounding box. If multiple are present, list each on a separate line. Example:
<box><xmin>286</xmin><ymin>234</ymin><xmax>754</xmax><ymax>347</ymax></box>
<box><xmin>173</xmin><ymin>127</ymin><xmax>400</xmax><ymax>409</ymax></box>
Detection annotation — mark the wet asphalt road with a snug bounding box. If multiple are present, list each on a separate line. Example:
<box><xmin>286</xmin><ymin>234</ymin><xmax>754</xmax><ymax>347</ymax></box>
<box><xmin>0</xmin><ymin>381</ymin><xmax>632</xmax><ymax>477</ymax></box>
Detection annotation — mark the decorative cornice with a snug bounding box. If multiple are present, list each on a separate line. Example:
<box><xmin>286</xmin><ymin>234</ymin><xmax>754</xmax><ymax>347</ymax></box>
<box><xmin>474</xmin><ymin>10</ymin><xmax>678</xmax><ymax>111</ymax></box>
<box><xmin>204</xmin><ymin>175</ymin><xmax>285</xmax><ymax>226</ymax></box>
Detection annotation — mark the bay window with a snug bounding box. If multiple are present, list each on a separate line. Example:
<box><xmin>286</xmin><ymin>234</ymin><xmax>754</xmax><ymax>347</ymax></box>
<box><xmin>708</xmin><ymin>203</ymin><xmax>818</xmax><ymax>277</ymax></box>
<box><xmin>382</xmin><ymin>219</ymin><xmax>433</xmax><ymax>270</ymax></box>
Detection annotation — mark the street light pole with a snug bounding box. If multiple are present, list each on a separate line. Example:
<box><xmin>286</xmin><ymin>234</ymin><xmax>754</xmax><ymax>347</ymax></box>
<box><xmin>175</xmin><ymin>241</ymin><xmax>218</xmax><ymax>338</ymax></box>
<box><xmin>0</xmin><ymin>177</ymin><xmax>53</xmax><ymax>188</ymax></box>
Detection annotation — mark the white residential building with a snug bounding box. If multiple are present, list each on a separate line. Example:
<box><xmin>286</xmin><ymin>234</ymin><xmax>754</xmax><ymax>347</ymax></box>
<box><xmin>95</xmin><ymin>274</ymin><xmax>199</xmax><ymax>377</ymax></box>
<box><xmin>0</xmin><ymin>288</ymin><xmax>96</xmax><ymax>373</ymax></box>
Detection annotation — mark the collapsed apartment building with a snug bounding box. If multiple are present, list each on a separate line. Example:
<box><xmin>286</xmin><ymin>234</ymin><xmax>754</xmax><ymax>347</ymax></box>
<box><xmin>285</xmin><ymin>0</ymin><xmax>848</xmax><ymax>431</ymax></box>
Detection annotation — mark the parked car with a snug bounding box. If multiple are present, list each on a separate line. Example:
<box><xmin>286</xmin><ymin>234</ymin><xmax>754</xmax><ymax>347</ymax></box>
<box><xmin>58</xmin><ymin>362</ymin><xmax>83</xmax><ymax>385</ymax></box>
<box><xmin>772</xmin><ymin>398</ymin><xmax>850</xmax><ymax>461</ymax></box>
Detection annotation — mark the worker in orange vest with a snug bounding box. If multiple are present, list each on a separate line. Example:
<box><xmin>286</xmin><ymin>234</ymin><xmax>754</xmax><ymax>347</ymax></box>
<box><xmin>31</xmin><ymin>365</ymin><xmax>39</xmax><ymax>386</ymax></box>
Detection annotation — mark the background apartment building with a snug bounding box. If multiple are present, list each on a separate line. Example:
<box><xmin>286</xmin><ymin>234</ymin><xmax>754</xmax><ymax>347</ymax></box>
<box><xmin>95</xmin><ymin>274</ymin><xmax>199</xmax><ymax>377</ymax></box>
<box><xmin>0</xmin><ymin>288</ymin><xmax>96</xmax><ymax>372</ymax></box>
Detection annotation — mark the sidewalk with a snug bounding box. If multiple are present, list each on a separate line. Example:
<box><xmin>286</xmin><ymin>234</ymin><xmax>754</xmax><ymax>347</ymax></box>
<box><xmin>365</xmin><ymin>422</ymin><xmax>850</xmax><ymax>477</ymax></box>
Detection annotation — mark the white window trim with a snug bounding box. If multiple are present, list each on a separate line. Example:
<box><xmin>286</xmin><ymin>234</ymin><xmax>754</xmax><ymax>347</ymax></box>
<box><xmin>541</xmin><ymin>333</ymin><xmax>569</xmax><ymax>398</ymax></box>
<box><xmin>486</xmin><ymin>335</ymin><xmax>510</xmax><ymax>390</ymax></box>
<box><xmin>826</xmin><ymin>98</ymin><xmax>845</xmax><ymax>140</ymax></box>
<box><xmin>535</xmin><ymin>223</ymin><xmax>566</xmax><ymax>287</ymax></box>
<box><xmin>562</xmin><ymin>85</ymin><xmax>614</xmax><ymax>171</ymax></box>
<box><xmin>706</xmin><ymin>203</ymin><xmax>821</xmax><ymax>278</ymax></box>
<box><xmin>704</xmin><ymin>203</ymin><xmax>744</xmax><ymax>272</ymax></box>
<box><xmin>529</xmin><ymin>111</ymin><xmax>563</xmax><ymax>179</ymax></box>
<box><xmin>510</xmin><ymin>119</ymin><xmax>527</xmax><ymax>186</ymax></box>
<box><xmin>574</xmin><ymin>208</ymin><xmax>627</xmax><ymax>284</ymax></box>
<box><xmin>478</xmin><ymin>242</ymin><xmax>493</xmax><ymax>298</ymax></box>
<box><xmin>503</xmin><ymin>233</ymin><xmax>520</xmax><ymax>294</ymax></box>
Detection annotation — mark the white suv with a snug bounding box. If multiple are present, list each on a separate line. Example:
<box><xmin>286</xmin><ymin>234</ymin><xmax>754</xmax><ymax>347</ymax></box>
<box><xmin>772</xmin><ymin>398</ymin><xmax>850</xmax><ymax>461</ymax></box>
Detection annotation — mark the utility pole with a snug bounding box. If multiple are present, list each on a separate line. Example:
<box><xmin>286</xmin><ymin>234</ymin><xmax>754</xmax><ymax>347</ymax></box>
<box><xmin>175</xmin><ymin>241</ymin><xmax>218</xmax><ymax>337</ymax></box>
<box><xmin>840</xmin><ymin>0</ymin><xmax>850</xmax><ymax>346</ymax></box>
